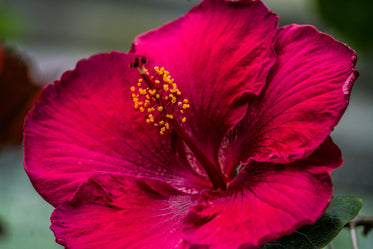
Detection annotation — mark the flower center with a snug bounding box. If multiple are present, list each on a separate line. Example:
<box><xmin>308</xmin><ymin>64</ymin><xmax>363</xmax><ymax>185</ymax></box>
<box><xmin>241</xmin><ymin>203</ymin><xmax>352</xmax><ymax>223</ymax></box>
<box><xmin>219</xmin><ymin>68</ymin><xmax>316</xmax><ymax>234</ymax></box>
<box><xmin>130</xmin><ymin>56</ymin><xmax>189</xmax><ymax>135</ymax></box>
<box><xmin>130</xmin><ymin>56</ymin><xmax>227</xmax><ymax>190</ymax></box>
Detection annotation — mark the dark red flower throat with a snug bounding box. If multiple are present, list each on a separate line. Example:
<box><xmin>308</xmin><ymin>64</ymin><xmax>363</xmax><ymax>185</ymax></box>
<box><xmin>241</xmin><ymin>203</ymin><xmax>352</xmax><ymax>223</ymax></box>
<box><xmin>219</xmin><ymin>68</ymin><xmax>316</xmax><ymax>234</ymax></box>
<box><xmin>130</xmin><ymin>56</ymin><xmax>227</xmax><ymax>190</ymax></box>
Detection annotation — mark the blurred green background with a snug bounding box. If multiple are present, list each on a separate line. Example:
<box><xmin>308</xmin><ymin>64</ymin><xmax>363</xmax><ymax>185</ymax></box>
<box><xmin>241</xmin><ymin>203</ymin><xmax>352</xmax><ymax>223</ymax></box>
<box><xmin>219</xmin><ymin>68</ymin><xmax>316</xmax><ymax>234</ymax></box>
<box><xmin>0</xmin><ymin>0</ymin><xmax>372</xmax><ymax>248</ymax></box>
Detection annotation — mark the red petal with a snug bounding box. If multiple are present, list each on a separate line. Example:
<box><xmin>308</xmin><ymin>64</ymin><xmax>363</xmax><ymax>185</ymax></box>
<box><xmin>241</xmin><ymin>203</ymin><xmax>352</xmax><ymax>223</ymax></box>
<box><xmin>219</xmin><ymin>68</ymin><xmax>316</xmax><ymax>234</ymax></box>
<box><xmin>221</xmin><ymin>24</ymin><xmax>357</xmax><ymax>178</ymax></box>
<box><xmin>51</xmin><ymin>173</ymin><xmax>198</xmax><ymax>249</ymax></box>
<box><xmin>132</xmin><ymin>0</ymin><xmax>278</xmax><ymax>166</ymax></box>
<box><xmin>184</xmin><ymin>137</ymin><xmax>341</xmax><ymax>249</ymax></box>
<box><xmin>24</xmin><ymin>52</ymin><xmax>209</xmax><ymax>207</ymax></box>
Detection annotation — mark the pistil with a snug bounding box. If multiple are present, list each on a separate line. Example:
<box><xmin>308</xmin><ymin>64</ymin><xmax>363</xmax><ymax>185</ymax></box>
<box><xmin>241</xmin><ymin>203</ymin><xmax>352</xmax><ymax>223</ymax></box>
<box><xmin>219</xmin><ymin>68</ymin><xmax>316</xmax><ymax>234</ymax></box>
<box><xmin>130</xmin><ymin>56</ymin><xmax>227</xmax><ymax>190</ymax></box>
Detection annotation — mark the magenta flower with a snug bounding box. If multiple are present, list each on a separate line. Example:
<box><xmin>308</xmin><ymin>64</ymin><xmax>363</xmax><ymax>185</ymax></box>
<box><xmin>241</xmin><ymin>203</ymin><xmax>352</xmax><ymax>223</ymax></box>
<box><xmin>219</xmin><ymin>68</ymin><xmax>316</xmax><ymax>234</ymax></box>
<box><xmin>24</xmin><ymin>0</ymin><xmax>357</xmax><ymax>248</ymax></box>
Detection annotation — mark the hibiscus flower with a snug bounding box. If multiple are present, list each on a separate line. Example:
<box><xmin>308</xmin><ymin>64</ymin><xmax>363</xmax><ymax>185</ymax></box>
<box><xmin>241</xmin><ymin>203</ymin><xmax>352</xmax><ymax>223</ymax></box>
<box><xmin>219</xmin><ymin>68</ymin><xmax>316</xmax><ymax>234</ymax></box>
<box><xmin>24</xmin><ymin>0</ymin><xmax>357</xmax><ymax>248</ymax></box>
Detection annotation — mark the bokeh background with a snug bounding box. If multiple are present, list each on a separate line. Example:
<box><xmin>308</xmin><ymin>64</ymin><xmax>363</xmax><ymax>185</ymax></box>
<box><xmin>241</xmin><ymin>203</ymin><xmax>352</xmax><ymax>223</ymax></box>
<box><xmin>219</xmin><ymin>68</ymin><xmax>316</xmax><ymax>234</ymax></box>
<box><xmin>0</xmin><ymin>0</ymin><xmax>372</xmax><ymax>248</ymax></box>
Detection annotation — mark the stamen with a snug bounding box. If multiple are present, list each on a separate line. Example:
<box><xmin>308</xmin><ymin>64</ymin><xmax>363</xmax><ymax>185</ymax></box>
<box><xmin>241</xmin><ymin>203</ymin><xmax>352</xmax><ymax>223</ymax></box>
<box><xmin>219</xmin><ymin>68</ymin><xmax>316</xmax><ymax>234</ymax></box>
<box><xmin>129</xmin><ymin>57</ymin><xmax>189</xmax><ymax>136</ymax></box>
<box><xmin>129</xmin><ymin>56</ymin><xmax>227</xmax><ymax>190</ymax></box>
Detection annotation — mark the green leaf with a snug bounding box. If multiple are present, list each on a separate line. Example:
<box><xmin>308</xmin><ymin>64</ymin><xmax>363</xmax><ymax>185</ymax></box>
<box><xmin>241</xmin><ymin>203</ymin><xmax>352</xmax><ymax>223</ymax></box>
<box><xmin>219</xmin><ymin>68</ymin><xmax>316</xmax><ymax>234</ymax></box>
<box><xmin>259</xmin><ymin>196</ymin><xmax>363</xmax><ymax>249</ymax></box>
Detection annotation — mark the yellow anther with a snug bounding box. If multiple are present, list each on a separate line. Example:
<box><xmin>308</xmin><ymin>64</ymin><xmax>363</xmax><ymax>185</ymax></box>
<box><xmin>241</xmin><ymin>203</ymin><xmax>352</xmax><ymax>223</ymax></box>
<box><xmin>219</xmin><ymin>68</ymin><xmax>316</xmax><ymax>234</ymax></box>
<box><xmin>147</xmin><ymin>114</ymin><xmax>154</xmax><ymax>123</ymax></box>
<box><xmin>132</xmin><ymin>64</ymin><xmax>190</xmax><ymax>136</ymax></box>
<box><xmin>139</xmin><ymin>88</ymin><xmax>147</xmax><ymax>95</ymax></box>
<box><xmin>163</xmin><ymin>74</ymin><xmax>171</xmax><ymax>83</ymax></box>
<box><xmin>157</xmin><ymin>68</ymin><xmax>163</xmax><ymax>75</ymax></box>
